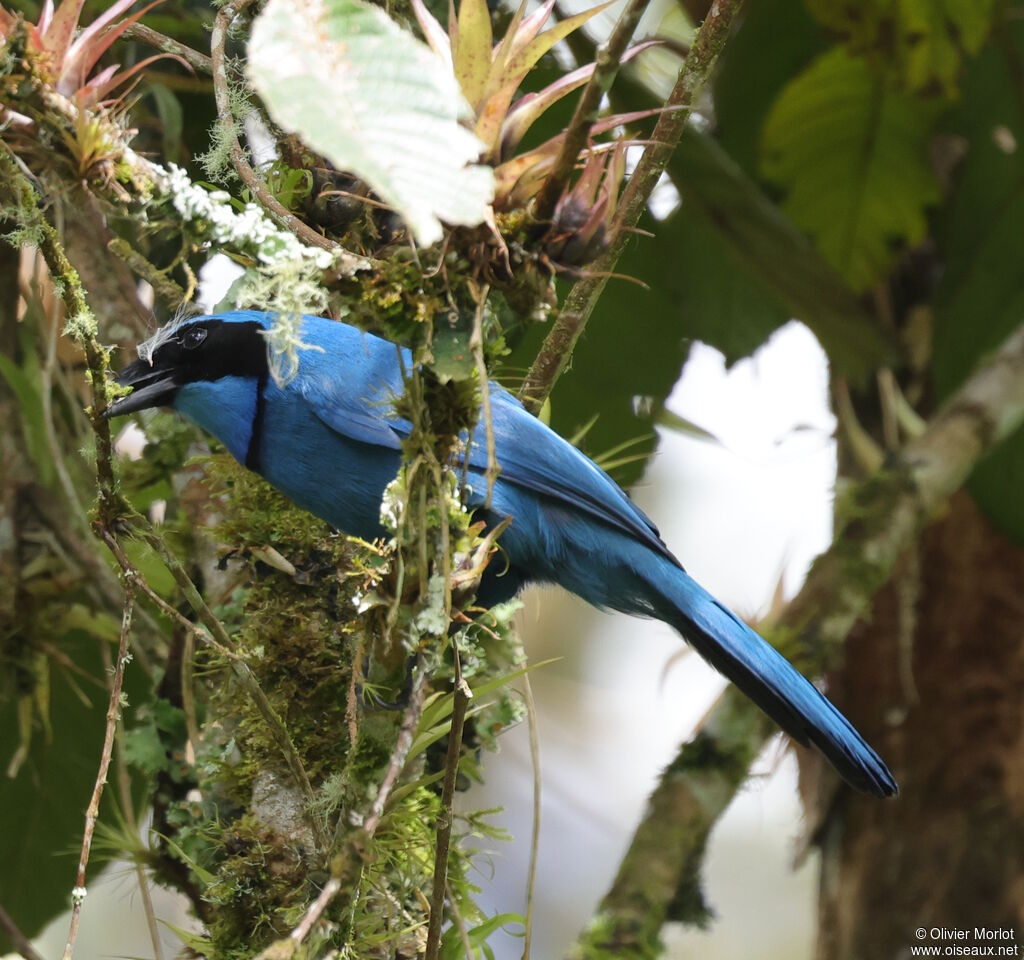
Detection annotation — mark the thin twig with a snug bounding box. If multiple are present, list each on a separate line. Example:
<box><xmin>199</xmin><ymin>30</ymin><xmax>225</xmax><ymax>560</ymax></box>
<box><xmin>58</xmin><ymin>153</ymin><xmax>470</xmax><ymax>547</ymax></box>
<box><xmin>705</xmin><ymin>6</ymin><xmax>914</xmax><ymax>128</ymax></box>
<box><xmin>37</xmin><ymin>245</ymin><xmax>92</xmax><ymax>526</ymax></box>
<box><xmin>211</xmin><ymin>0</ymin><xmax>342</xmax><ymax>255</ymax></box>
<box><xmin>181</xmin><ymin>629</ymin><xmax>199</xmax><ymax>765</ymax></box>
<box><xmin>446</xmin><ymin>880</ymin><xmax>476</xmax><ymax>959</ymax></box>
<box><xmin>62</xmin><ymin>588</ymin><xmax>135</xmax><ymax>960</ymax></box>
<box><xmin>0</xmin><ymin>902</ymin><xmax>45</xmax><ymax>960</ymax></box>
<box><xmin>519</xmin><ymin>0</ymin><xmax>745</xmax><ymax>413</ymax></box>
<box><xmin>520</xmin><ymin>674</ymin><xmax>542</xmax><ymax>960</ymax></box>
<box><xmin>424</xmin><ymin>646</ymin><xmax>473</xmax><ymax>960</ymax></box>
<box><xmin>532</xmin><ymin>0</ymin><xmax>651</xmax><ymax>223</ymax></box>
<box><xmin>366</xmin><ymin>661</ymin><xmax>430</xmax><ymax>836</ymax></box>
<box><xmin>469</xmin><ymin>285</ymin><xmax>500</xmax><ymax>508</ymax></box>
<box><xmin>108</xmin><ymin>646</ymin><xmax>166</xmax><ymax>960</ymax></box>
<box><xmin>107</xmin><ymin>236</ymin><xmax>190</xmax><ymax>309</ymax></box>
<box><xmin>122</xmin><ymin>21</ymin><xmax>214</xmax><ymax>74</ymax></box>
<box><xmin>0</xmin><ymin>146</ymin><xmax>119</xmax><ymax>509</ymax></box>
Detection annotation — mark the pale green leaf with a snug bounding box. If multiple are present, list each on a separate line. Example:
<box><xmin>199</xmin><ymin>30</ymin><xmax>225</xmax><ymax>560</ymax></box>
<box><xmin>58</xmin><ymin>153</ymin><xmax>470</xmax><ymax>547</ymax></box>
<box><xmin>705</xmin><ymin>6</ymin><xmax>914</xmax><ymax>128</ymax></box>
<box><xmin>900</xmin><ymin>0</ymin><xmax>995</xmax><ymax>94</ymax></box>
<box><xmin>248</xmin><ymin>0</ymin><xmax>494</xmax><ymax>246</ymax></box>
<box><xmin>803</xmin><ymin>0</ymin><xmax>996</xmax><ymax>95</ymax></box>
<box><xmin>761</xmin><ymin>47</ymin><xmax>941</xmax><ymax>290</ymax></box>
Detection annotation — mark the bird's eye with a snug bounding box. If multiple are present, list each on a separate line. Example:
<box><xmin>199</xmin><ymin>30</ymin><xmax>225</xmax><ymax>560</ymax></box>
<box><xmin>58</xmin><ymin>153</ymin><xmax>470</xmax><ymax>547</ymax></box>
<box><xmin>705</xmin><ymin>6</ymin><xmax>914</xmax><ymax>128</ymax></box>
<box><xmin>182</xmin><ymin>327</ymin><xmax>208</xmax><ymax>350</ymax></box>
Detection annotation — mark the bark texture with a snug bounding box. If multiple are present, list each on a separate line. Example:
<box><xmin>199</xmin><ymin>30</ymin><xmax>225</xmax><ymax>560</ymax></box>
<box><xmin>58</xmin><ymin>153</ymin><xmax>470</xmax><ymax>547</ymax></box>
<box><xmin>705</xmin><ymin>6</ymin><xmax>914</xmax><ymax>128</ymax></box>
<box><xmin>815</xmin><ymin>492</ymin><xmax>1024</xmax><ymax>958</ymax></box>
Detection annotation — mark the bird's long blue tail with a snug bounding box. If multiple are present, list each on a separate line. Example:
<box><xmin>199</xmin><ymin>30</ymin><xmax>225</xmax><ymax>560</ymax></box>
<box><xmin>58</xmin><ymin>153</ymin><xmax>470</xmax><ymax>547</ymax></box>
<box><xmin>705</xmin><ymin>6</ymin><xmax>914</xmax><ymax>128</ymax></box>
<box><xmin>651</xmin><ymin>563</ymin><xmax>898</xmax><ymax>797</ymax></box>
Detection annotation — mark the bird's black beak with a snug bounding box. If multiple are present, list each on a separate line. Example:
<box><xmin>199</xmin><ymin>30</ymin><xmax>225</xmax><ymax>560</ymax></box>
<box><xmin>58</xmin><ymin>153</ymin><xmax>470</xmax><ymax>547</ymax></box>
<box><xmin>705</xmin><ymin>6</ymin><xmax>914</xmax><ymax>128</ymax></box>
<box><xmin>105</xmin><ymin>358</ymin><xmax>180</xmax><ymax>418</ymax></box>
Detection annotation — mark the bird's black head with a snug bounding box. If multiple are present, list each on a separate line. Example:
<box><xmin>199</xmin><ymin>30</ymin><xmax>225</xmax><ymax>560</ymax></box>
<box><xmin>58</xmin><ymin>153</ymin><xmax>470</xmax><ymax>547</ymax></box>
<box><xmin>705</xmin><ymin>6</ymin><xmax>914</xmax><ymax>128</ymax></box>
<box><xmin>107</xmin><ymin>316</ymin><xmax>268</xmax><ymax>417</ymax></box>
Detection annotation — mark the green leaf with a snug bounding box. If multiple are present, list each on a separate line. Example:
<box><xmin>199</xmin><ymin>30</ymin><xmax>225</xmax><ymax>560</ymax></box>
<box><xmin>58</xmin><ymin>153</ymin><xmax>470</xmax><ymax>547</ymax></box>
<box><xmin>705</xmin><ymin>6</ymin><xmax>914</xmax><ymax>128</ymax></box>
<box><xmin>672</xmin><ymin>129</ymin><xmax>894</xmax><ymax>377</ymax></box>
<box><xmin>146</xmin><ymin>82</ymin><xmax>184</xmax><ymax>165</ymax></box>
<box><xmin>122</xmin><ymin>721</ymin><xmax>168</xmax><ymax>776</ymax></box>
<box><xmin>431</xmin><ymin>327</ymin><xmax>476</xmax><ymax>383</ymax></box>
<box><xmin>803</xmin><ymin>0</ymin><xmax>996</xmax><ymax>96</ymax></box>
<box><xmin>713</xmin><ymin>0</ymin><xmax>826</xmax><ymax>177</ymax></box>
<box><xmin>931</xmin><ymin>20</ymin><xmax>1024</xmax><ymax>540</ymax></box>
<box><xmin>760</xmin><ymin>46</ymin><xmax>941</xmax><ymax>290</ymax></box>
<box><xmin>900</xmin><ymin>0</ymin><xmax>995</xmax><ymax>94</ymax></box>
<box><xmin>248</xmin><ymin>0</ymin><xmax>494</xmax><ymax>246</ymax></box>
<box><xmin>600</xmin><ymin>59</ymin><xmax>892</xmax><ymax>379</ymax></box>
<box><xmin>0</xmin><ymin>349</ymin><xmax>55</xmax><ymax>490</ymax></box>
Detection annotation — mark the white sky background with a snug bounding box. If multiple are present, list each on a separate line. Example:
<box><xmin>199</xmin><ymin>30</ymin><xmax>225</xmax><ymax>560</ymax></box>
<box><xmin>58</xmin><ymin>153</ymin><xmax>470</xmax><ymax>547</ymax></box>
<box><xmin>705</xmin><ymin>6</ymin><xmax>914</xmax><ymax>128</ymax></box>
<box><xmin>29</xmin><ymin>298</ymin><xmax>836</xmax><ymax>958</ymax></box>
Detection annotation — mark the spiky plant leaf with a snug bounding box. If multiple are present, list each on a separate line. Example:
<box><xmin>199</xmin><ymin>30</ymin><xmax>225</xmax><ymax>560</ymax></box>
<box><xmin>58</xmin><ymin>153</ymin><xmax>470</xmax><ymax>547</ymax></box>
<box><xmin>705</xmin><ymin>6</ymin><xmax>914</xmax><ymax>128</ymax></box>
<box><xmin>248</xmin><ymin>0</ymin><xmax>494</xmax><ymax>246</ymax></box>
<box><xmin>454</xmin><ymin>0</ymin><xmax>492</xmax><ymax>108</ymax></box>
<box><xmin>499</xmin><ymin>41</ymin><xmax>659</xmax><ymax>159</ymax></box>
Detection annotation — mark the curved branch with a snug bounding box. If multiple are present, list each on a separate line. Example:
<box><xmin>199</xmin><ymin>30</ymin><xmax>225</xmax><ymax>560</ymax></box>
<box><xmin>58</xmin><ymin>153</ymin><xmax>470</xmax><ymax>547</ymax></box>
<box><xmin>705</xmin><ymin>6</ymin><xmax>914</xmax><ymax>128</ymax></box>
<box><xmin>122</xmin><ymin>22</ymin><xmax>213</xmax><ymax>74</ymax></box>
<box><xmin>570</xmin><ymin>319</ymin><xmax>1024</xmax><ymax>956</ymax></box>
<box><xmin>519</xmin><ymin>0</ymin><xmax>744</xmax><ymax>413</ymax></box>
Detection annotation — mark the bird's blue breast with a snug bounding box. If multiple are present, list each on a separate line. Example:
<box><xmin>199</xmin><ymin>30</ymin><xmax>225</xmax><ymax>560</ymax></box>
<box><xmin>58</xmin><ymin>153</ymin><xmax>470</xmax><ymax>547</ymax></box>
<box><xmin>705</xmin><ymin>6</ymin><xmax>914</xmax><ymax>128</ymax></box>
<box><xmin>257</xmin><ymin>379</ymin><xmax>400</xmax><ymax>539</ymax></box>
<box><xmin>175</xmin><ymin>376</ymin><xmax>257</xmax><ymax>465</ymax></box>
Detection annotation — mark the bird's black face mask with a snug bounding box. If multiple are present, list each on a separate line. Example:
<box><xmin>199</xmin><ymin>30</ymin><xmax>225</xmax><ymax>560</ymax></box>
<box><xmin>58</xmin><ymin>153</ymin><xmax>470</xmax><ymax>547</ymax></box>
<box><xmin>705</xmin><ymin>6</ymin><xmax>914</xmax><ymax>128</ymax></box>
<box><xmin>107</xmin><ymin>318</ymin><xmax>267</xmax><ymax>417</ymax></box>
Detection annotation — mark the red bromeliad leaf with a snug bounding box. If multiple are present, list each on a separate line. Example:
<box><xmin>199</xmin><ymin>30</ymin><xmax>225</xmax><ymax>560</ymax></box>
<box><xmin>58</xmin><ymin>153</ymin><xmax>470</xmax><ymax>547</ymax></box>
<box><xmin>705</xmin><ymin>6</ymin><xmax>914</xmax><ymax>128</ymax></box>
<box><xmin>61</xmin><ymin>0</ymin><xmax>164</xmax><ymax>96</ymax></box>
<box><xmin>87</xmin><ymin>51</ymin><xmax>187</xmax><ymax>103</ymax></box>
<box><xmin>499</xmin><ymin>1</ymin><xmax>613</xmax><ymax>95</ymax></box>
<box><xmin>500</xmin><ymin>40</ymin><xmax>660</xmax><ymax>160</ymax></box>
<box><xmin>41</xmin><ymin>0</ymin><xmax>87</xmax><ymax>67</ymax></box>
<box><xmin>495</xmin><ymin>111</ymin><xmax>654</xmax><ymax>206</ymax></box>
<box><xmin>409</xmin><ymin>0</ymin><xmax>453</xmax><ymax>69</ymax></box>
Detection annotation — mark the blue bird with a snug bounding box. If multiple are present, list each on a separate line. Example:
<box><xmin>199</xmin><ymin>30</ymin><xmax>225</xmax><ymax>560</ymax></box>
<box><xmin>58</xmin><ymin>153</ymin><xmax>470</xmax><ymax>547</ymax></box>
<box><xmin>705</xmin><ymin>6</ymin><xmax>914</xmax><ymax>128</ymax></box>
<box><xmin>109</xmin><ymin>310</ymin><xmax>897</xmax><ymax>797</ymax></box>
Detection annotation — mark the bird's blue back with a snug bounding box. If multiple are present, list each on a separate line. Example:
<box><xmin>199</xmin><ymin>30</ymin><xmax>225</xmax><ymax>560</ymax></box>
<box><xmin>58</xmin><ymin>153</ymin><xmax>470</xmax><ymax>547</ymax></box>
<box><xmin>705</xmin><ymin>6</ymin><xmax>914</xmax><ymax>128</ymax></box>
<box><xmin>169</xmin><ymin>310</ymin><xmax>897</xmax><ymax>797</ymax></box>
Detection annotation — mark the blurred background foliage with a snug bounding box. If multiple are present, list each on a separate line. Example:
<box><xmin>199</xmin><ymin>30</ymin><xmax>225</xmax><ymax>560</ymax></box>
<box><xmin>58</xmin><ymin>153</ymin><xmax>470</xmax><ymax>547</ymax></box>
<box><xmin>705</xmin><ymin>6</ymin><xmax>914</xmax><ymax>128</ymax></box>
<box><xmin>1</xmin><ymin>0</ymin><xmax>1022</xmax><ymax>956</ymax></box>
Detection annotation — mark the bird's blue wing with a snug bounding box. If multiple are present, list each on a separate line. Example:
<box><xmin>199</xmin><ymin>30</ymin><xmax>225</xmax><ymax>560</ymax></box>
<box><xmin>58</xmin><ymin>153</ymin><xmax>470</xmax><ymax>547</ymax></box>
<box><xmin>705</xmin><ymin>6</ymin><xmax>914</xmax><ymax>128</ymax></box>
<box><xmin>301</xmin><ymin>374</ymin><xmax>408</xmax><ymax>450</ymax></box>
<box><xmin>466</xmin><ymin>389</ymin><xmax>674</xmax><ymax>561</ymax></box>
<box><xmin>292</xmin><ymin>315</ymin><xmax>671</xmax><ymax>561</ymax></box>
<box><xmin>297</xmin><ymin>320</ymin><xmax>410</xmax><ymax>451</ymax></box>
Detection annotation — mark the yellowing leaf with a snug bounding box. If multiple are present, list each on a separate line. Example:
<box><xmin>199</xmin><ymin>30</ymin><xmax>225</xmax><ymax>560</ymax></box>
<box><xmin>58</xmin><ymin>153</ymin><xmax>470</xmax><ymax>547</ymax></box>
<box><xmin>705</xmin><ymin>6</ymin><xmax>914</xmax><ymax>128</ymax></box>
<box><xmin>804</xmin><ymin>0</ymin><xmax>996</xmax><ymax>95</ymax></box>
<box><xmin>901</xmin><ymin>0</ymin><xmax>995</xmax><ymax>94</ymax></box>
<box><xmin>454</xmin><ymin>0</ymin><xmax>493</xmax><ymax>108</ymax></box>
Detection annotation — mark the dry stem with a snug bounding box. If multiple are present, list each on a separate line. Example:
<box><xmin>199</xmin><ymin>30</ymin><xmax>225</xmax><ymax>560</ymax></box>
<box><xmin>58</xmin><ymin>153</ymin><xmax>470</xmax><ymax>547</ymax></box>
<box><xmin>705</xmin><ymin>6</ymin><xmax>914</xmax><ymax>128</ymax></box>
<box><xmin>424</xmin><ymin>647</ymin><xmax>473</xmax><ymax>960</ymax></box>
<box><xmin>532</xmin><ymin>0</ymin><xmax>652</xmax><ymax>223</ymax></box>
<box><xmin>519</xmin><ymin>0</ymin><xmax>745</xmax><ymax>412</ymax></box>
<box><xmin>61</xmin><ymin>589</ymin><xmax>135</xmax><ymax>960</ymax></box>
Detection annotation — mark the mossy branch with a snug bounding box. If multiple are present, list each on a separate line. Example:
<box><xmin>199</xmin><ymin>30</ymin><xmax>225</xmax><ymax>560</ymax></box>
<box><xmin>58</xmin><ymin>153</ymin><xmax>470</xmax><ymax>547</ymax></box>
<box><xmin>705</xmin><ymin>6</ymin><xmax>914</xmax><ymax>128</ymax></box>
<box><xmin>122</xmin><ymin>21</ymin><xmax>213</xmax><ymax>74</ymax></box>
<box><xmin>1</xmin><ymin>149</ymin><xmax>326</xmax><ymax>851</ymax></box>
<box><xmin>568</xmin><ymin>319</ymin><xmax>1024</xmax><ymax>958</ymax></box>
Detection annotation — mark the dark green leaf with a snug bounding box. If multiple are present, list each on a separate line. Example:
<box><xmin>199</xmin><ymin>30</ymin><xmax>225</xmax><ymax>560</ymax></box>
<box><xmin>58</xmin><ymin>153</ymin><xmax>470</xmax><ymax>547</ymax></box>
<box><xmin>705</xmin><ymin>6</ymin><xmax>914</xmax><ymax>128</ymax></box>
<box><xmin>672</xmin><ymin>129</ymin><xmax>894</xmax><ymax>377</ymax></box>
<box><xmin>713</xmin><ymin>0</ymin><xmax>826</xmax><ymax>177</ymax></box>
<box><xmin>761</xmin><ymin>46</ymin><xmax>942</xmax><ymax>290</ymax></box>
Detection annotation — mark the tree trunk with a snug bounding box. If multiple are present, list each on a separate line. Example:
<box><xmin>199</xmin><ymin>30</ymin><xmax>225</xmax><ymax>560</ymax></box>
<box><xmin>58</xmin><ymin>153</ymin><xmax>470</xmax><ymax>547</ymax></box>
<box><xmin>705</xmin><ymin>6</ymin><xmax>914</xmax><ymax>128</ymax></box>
<box><xmin>815</xmin><ymin>491</ymin><xmax>1024</xmax><ymax>958</ymax></box>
